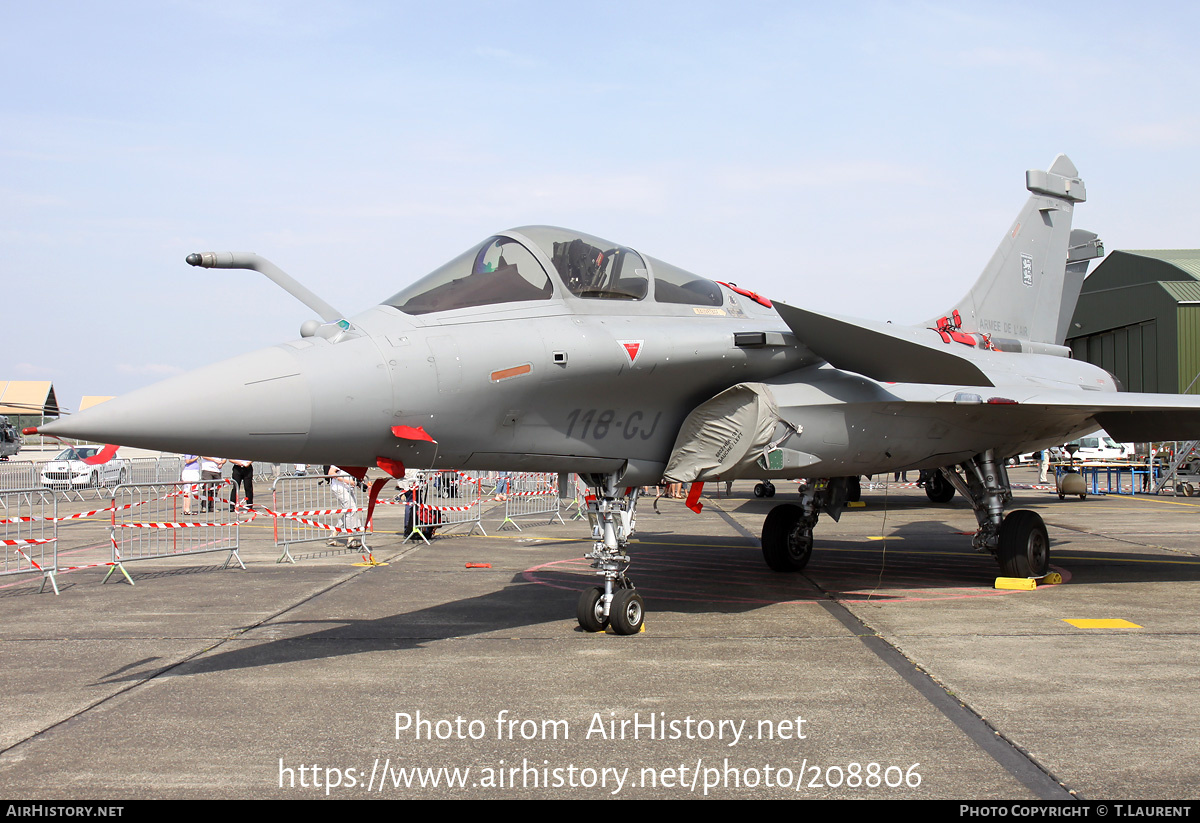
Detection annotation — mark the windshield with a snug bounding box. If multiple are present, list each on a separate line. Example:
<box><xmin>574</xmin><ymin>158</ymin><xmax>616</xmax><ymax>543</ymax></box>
<box><xmin>55</xmin><ymin>447</ymin><xmax>97</xmax><ymax>460</ymax></box>
<box><xmin>385</xmin><ymin>236</ymin><xmax>553</xmax><ymax>315</ymax></box>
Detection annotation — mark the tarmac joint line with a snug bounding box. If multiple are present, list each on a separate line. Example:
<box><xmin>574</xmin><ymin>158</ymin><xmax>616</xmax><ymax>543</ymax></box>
<box><xmin>705</xmin><ymin>496</ymin><xmax>1078</xmax><ymax>801</ymax></box>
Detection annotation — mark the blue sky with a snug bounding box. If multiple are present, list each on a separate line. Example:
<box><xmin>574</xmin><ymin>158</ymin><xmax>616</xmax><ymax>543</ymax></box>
<box><xmin>4</xmin><ymin>1</ymin><xmax>1199</xmax><ymax>410</ymax></box>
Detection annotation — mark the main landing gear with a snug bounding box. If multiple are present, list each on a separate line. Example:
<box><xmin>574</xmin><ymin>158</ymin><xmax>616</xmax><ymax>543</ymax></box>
<box><xmin>758</xmin><ymin>453</ymin><xmax>1050</xmax><ymax>579</ymax></box>
<box><xmin>759</xmin><ymin>477</ymin><xmax>852</xmax><ymax>572</ymax></box>
<box><xmin>753</xmin><ymin>481</ymin><xmax>776</xmax><ymax>498</ymax></box>
<box><xmin>924</xmin><ymin>470</ymin><xmax>956</xmax><ymax>503</ymax></box>
<box><xmin>937</xmin><ymin>450</ymin><xmax>1049</xmax><ymax>578</ymax></box>
<box><xmin>575</xmin><ymin>473</ymin><xmax>644</xmax><ymax>635</ymax></box>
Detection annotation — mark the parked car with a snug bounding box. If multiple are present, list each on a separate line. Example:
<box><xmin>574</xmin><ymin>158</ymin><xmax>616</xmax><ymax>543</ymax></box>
<box><xmin>1015</xmin><ymin>431</ymin><xmax>1133</xmax><ymax>465</ymax></box>
<box><xmin>39</xmin><ymin>446</ymin><xmax>127</xmax><ymax>489</ymax></box>
<box><xmin>1065</xmin><ymin>431</ymin><xmax>1135</xmax><ymax>461</ymax></box>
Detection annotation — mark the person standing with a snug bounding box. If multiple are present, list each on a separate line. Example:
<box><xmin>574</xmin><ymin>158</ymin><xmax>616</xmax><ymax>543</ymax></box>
<box><xmin>327</xmin><ymin>465</ymin><xmax>363</xmax><ymax>549</ymax></box>
<box><xmin>200</xmin><ymin>456</ymin><xmax>225</xmax><ymax>512</ymax></box>
<box><xmin>181</xmin><ymin>454</ymin><xmax>200</xmax><ymax>515</ymax></box>
<box><xmin>229</xmin><ymin>459</ymin><xmax>254</xmax><ymax>512</ymax></box>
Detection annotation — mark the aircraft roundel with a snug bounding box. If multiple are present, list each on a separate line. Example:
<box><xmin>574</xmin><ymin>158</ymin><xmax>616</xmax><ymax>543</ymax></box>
<box><xmin>618</xmin><ymin>340</ymin><xmax>644</xmax><ymax>364</ymax></box>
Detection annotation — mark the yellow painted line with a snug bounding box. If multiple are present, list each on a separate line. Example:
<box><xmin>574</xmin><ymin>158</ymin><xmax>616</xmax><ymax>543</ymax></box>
<box><xmin>487</xmin><ymin>534</ymin><xmax>585</xmax><ymax>544</ymax></box>
<box><xmin>847</xmin><ymin>501</ymin><xmax>866</xmax><ymax>508</ymax></box>
<box><xmin>451</xmin><ymin>534</ymin><xmax>1200</xmax><ymax>565</ymax></box>
<box><xmin>1095</xmin><ymin>496</ymin><xmax>1200</xmax><ymax>509</ymax></box>
<box><xmin>1049</xmin><ymin>553</ymin><xmax>1200</xmax><ymax>566</ymax></box>
<box><xmin>1062</xmin><ymin>618</ymin><xmax>1142</xmax><ymax>629</ymax></box>
<box><xmin>1057</xmin><ymin>507</ymin><xmax>1194</xmax><ymax>513</ymax></box>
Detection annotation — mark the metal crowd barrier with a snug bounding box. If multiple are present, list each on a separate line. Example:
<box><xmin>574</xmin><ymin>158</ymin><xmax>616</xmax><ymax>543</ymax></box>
<box><xmin>126</xmin><ymin>456</ymin><xmax>184</xmax><ymax>485</ymax></box>
<box><xmin>0</xmin><ymin>461</ymin><xmax>37</xmax><ymax>492</ymax></box>
<box><xmin>1</xmin><ymin>487</ymin><xmax>59</xmax><ymax>593</ymax></box>
<box><xmin>270</xmin><ymin>475</ymin><xmax>369</xmax><ymax>563</ymax></box>
<box><xmin>106</xmin><ymin>480</ymin><xmax>242</xmax><ymax>585</ymax></box>
<box><xmin>392</xmin><ymin>470</ymin><xmax>486</xmax><ymax>544</ymax></box>
<box><xmin>498</xmin><ymin>471</ymin><xmax>564</xmax><ymax>530</ymax></box>
<box><xmin>48</xmin><ymin>487</ymin><xmax>117</xmax><ymax>586</ymax></box>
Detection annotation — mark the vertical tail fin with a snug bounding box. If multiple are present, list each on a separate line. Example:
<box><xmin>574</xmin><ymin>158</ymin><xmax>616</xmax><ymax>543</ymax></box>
<box><xmin>936</xmin><ymin>154</ymin><xmax>1100</xmax><ymax>348</ymax></box>
<box><xmin>1057</xmin><ymin>228</ymin><xmax>1104</xmax><ymax>344</ymax></box>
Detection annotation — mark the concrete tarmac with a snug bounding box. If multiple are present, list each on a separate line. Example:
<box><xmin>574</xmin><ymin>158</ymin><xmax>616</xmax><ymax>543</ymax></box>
<box><xmin>1</xmin><ymin>470</ymin><xmax>1198</xmax><ymax>799</ymax></box>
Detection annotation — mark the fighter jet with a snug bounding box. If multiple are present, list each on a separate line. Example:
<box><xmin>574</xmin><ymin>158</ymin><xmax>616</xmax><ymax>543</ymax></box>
<box><xmin>31</xmin><ymin>154</ymin><xmax>1200</xmax><ymax>634</ymax></box>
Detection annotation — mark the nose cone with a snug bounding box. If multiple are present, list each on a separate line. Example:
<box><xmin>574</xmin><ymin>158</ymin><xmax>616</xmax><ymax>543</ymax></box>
<box><xmin>40</xmin><ymin>345</ymin><xmax>313</xmax><ymax>461</ymax></box>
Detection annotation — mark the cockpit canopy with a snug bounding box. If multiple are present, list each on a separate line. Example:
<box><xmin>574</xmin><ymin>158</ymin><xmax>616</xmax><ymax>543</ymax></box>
<box><xmin>384</xmin><ymin>226</ymin><xmax>723</xmax><ymax>315</ymax></box>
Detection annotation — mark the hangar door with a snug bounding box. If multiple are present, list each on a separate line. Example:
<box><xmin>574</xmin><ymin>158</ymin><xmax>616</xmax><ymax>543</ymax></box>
<box><xmin>1069</xmin><ymin>319</ymin><xmax>1159</xmax><ymax>393</ymax></box>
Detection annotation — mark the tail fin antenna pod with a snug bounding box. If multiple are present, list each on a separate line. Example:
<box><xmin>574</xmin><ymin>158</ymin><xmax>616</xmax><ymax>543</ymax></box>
<box><xmin>938</xmin><ymin>154</ymin><xmax>1096</xmax><ymax>347</ymax></box>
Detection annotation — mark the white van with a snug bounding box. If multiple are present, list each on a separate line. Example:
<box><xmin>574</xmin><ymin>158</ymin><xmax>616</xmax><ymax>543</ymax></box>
<box><xmin>1065</xmin><ymin>430</ymin><xmax>1135</xmax><ymax>461</ymax></box>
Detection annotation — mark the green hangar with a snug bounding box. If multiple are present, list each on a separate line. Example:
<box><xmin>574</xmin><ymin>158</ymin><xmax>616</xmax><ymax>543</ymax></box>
<box><xmin>1068</xmin><ymin>250</ymin><xmax>1200</xmax><ymax>395</ymax></box>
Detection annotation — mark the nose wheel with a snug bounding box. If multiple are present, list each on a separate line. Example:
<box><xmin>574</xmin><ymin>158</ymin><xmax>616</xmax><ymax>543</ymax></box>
<box><xmin>577</xmin><ymin>586</ymin><xmax>608</xmax><ymax>632</ymax></box>
<box><xmin>576</xmin><ymin>578</ymin><xmax>645</xmax><ymax>635</ymax></box>
<box><xmin>609</xmin><ymin>589</ymin><xmax>644</xmax><ymax>634</ymax></box>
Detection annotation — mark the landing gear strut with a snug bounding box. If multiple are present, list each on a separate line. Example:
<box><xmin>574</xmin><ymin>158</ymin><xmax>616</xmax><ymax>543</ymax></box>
<box><xmin>938</xmin><ymin>450</ymin><xmax>1050</xmax><ymax>578</ymax></box>
<box><xmin>575</xmin><ymin>473</ymin><xmax>644</xmax><ymax>634</ymax></box>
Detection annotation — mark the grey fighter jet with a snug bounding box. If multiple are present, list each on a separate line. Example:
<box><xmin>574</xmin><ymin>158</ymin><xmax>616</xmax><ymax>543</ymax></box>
<box><xmin>31</xmin><ymin>155</ymin><xmax>1200</xmax><ymax>634</ymax></box>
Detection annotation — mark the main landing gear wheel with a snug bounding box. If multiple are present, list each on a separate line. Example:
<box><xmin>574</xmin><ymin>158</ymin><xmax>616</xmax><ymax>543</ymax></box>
<box><xmin>925</xmin><ymin>472</ymin><xmax>955</xmax><ymax>503</ymax></box>
<box><xmin>846</xmin><ymin>476</ymin><xmax>861</xmax><ymax>502</ymax></box>
<box><xmin>609</xmin><ymin>588</ymin><xmax>645</xmax><ymax>635</ymax></box>
<box><xmin>996</xmin><ymin>510</ymin><xmax>1050</xmax><ymax>578</ymax></box>
<box><xmin>754</xmin><ymin>482</ymin><xmax>776</xmax><ymax>498</ymax></box>
<box><xmin>761</xmin><ymin>504</ymin><xmax>813</xmax><ymax>572</ymax></box>
<box><xmin>576</xmin><ymin>586</ymin><xmax>607</xmax><ymax>632</ymax></box>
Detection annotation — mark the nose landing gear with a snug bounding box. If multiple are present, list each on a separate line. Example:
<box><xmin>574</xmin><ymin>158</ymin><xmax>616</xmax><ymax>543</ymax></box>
<box><xmin>575</xmin><ymin>474</ymin><xmax>644</xmax><ymax>635</ymax></box>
